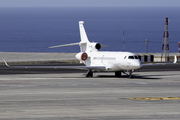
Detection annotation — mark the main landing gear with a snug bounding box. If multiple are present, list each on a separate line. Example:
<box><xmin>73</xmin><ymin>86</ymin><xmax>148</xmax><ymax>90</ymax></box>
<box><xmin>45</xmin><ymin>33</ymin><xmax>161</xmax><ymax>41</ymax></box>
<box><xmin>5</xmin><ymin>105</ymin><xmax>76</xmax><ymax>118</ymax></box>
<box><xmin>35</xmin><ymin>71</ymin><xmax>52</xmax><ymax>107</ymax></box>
<box><xmin>115</xmin><ymin>71</ymin><xmax>122</xmax><ymax>77</ymax></box>
<box><xmin>86</xmin><ymin>70</ymin><xmax>134</xmax><ymax>78</ymax></box>
<box><xmin>115</xmin><ymin>70</ymin><xmax>134</xmax><ymax>79</ymax></box>
<box><xmin>86</xmin><ymin>70</ymin><xmax>93</xmax><ymax>77</ymax></box>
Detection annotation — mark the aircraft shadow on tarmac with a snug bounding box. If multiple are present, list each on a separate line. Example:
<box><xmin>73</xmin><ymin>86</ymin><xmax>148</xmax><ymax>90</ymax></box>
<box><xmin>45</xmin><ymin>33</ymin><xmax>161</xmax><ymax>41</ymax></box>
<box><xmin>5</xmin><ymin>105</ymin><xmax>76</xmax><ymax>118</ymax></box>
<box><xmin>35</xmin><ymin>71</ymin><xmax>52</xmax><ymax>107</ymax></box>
<box><xmin>97</xmin><ymin>74</ymin><xmax>161</xmax><ymax>80</ymax></box>
<box><xmin>0</xmin><ymin>63</ymin><xmax>179</xmax><ymax>80</ymax></box>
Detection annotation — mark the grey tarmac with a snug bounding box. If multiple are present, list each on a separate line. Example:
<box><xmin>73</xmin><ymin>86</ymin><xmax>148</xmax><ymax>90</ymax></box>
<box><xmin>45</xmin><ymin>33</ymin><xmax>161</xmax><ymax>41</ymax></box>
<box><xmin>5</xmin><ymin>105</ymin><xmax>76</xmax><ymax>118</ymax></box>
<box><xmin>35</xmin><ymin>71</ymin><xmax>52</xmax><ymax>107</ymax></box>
<box><xmin>0</xmin><ymin>71</ymin><xmax>180</xmax><ymax>120</ymax></box>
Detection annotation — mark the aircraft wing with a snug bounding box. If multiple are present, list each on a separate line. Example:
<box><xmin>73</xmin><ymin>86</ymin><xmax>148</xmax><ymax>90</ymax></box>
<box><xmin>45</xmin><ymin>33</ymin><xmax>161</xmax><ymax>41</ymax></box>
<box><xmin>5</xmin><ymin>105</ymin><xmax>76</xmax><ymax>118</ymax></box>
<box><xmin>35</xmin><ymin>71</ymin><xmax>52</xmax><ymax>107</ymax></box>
<box><xmin>141</xmin><ymin>55</ymin><xmax>177</xmax><ymax>66</ymax></box>
<box><xmin>4</xmin><ymin>60</ymin><xmax>106</xmax><ymax>71</ymax></box>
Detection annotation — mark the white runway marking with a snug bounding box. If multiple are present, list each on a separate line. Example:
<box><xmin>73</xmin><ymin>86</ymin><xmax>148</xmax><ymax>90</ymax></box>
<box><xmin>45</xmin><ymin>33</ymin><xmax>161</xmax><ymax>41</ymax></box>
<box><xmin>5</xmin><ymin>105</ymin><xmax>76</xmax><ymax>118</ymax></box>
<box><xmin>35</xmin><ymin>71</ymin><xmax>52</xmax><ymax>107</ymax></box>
<box><xmin>136</xmin><ymin>82</ymin><xmax>148</xmax><ymax>84</ymax></box>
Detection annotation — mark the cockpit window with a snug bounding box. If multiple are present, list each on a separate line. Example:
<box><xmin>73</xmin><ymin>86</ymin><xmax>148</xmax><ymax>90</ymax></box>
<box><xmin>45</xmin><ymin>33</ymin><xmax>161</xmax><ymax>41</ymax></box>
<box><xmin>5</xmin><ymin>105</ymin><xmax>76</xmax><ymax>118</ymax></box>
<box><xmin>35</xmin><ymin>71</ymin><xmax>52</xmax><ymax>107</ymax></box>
<box><xmin>128</xmin><ymin>56</ymin><xmax>134</xmax><ymax>59</ymax></box>
<box><xmin>124</xmin><ymin>56</ymin><xmax>127</xmax><ymax>59</ymax></box>
<box><xmin>134</xmin><ymin>56</ymin><xmax>139</xmax><ymax>59</ymax></box>
<box><xmin>128</xmin><ymin>56</ymin><xmax>139</xmax><ymax>59</ymax></box>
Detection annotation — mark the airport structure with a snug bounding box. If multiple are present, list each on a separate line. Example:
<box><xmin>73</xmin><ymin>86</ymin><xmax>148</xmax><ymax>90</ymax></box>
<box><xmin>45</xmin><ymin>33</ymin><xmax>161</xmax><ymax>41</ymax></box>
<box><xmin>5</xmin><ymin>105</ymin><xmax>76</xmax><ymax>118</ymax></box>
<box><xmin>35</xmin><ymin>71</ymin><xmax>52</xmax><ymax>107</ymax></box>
<box><xmin>121</xmin><ymin>30</ymin><xmax>125</xmax><ymax>51</ymax></box>
<box><xmin>179</xmin><ymin>42</ymin><xmax>180</xmax><ymax>59</ymax></box>
<box><xmin>161</xmin><ymin>17</ymin><xmax>169</xmax><ymax>61</ymax></box>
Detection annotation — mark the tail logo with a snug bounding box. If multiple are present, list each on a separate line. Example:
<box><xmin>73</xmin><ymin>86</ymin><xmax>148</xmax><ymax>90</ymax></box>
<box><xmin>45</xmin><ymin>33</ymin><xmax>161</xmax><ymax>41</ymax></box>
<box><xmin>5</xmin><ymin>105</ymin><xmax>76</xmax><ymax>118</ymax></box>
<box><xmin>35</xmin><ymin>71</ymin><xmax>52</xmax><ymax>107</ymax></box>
<box><xmin>81</xmin><ymin>52</ymin><xmax>88</xmax><ymax>61</ymax></box>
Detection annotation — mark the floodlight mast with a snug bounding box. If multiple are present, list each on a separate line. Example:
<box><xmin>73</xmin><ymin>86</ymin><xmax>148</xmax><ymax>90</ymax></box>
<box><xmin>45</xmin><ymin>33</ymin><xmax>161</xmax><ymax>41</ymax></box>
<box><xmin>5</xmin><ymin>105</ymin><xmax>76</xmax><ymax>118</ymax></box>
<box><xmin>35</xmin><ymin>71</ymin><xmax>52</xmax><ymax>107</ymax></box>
<box><xmin>145</xmin><ymin>39</ymin><xmax>149</xmax><ymax>54</ymax></box>
<box><xmin>121</xmin><ymin>30</ymin><xmax>126</xmax><ymax>51</ymax></box>
<box><xmin>161</xmin><ymin>17</ymin><xmax>170</xmax><ymax>62</ymax></box>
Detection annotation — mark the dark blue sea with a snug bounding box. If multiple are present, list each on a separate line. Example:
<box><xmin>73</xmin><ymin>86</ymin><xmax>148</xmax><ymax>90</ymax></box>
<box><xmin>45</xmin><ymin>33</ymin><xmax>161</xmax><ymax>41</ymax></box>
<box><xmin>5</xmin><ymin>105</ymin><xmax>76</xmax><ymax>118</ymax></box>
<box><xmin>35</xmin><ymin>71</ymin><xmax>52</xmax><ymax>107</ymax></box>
<box><xmin>0</xmin><ymin>7</ymin><xmax>180</xmax><ymax>53</ymax></box>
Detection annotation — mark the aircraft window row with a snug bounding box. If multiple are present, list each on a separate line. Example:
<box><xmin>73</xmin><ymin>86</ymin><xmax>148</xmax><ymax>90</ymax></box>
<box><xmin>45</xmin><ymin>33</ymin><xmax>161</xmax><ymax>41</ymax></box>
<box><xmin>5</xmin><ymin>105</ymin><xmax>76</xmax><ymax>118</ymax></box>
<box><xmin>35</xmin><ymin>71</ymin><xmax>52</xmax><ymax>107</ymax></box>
<box><xmin>124</xmin><ymin>56</ymin><xmax>139</xmax><ymax>59</ymax></box>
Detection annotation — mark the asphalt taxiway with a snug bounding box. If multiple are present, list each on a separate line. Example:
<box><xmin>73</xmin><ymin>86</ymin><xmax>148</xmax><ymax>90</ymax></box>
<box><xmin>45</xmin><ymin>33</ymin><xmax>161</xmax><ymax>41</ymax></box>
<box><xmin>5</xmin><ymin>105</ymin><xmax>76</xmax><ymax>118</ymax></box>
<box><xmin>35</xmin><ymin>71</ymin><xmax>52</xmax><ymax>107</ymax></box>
<box><xmin>0</xmin><ymin>64</ymin><xmax>180</xmax><ymax>120</ymax></box>
<box><xmin>1</xmin><ymin>62</ymin><xmax>180</xmax><ymax>74</ymax></box>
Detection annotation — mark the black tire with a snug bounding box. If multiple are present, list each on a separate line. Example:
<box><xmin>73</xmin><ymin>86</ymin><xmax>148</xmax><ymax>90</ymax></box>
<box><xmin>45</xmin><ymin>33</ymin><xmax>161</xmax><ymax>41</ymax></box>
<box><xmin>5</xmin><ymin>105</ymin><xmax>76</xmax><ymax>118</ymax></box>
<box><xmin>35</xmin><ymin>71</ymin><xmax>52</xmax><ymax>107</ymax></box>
<box><xmin>115</xmin><ymin>71</ymin><xmax>121</xmax><ymax>77</ymax></box>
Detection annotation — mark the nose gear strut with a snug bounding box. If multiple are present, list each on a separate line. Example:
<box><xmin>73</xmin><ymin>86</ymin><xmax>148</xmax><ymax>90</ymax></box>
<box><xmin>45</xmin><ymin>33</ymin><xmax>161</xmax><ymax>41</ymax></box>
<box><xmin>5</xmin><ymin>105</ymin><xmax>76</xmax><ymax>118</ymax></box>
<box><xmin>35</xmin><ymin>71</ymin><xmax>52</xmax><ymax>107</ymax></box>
<box><xmin>86</xmin><ymin>70</ymin><xmax>93</xmax><ymax>77</ymax></box>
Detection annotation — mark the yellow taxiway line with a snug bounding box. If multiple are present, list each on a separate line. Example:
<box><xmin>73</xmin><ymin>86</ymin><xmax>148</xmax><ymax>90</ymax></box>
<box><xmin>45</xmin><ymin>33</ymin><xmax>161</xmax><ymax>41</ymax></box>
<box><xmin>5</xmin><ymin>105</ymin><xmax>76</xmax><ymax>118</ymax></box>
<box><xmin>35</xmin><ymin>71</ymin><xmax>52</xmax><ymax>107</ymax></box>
<box><xmin>126</xmin><ymin>97</ymin><xmax>180</xmax><ymax>100</ymax></box>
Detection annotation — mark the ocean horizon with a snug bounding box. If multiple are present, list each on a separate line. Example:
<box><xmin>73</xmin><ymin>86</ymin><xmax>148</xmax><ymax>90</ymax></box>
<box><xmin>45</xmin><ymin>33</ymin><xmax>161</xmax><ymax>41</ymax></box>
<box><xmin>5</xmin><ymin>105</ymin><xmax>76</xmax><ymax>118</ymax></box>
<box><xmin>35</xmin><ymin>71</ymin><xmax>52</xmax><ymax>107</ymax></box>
<box><xmin>0</xmin><ymin>7</ymin><xmax>179</xmax><ymax>53</ymax></box>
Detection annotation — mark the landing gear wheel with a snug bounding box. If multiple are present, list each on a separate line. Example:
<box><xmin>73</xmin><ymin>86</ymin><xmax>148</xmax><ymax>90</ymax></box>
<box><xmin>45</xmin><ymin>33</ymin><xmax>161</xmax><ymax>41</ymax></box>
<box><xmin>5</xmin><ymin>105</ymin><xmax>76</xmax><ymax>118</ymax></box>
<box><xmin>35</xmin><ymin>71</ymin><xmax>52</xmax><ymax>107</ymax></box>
<box><xmin>129</xmin><ymin>70</ymin><xmax>133</xmax><ymax>79</ymax></box>
<box><xmin>129</xmin><ymin>74</ymin><xmax>133</xmax><ymax>79</ymax></box>
<box><xmin>115</xmin><ymin>71</ymin><xmax>122</xmax><ymax>77</ymax></box>
<box><xmin>86</xmin><ymin>70</ymin><xmax>93</xmax><ymax>77</ymax></box>
<box><xmin>89</xmin><ymin>71</ymin><xmax>93</xmax><ymax>77</ymax></box>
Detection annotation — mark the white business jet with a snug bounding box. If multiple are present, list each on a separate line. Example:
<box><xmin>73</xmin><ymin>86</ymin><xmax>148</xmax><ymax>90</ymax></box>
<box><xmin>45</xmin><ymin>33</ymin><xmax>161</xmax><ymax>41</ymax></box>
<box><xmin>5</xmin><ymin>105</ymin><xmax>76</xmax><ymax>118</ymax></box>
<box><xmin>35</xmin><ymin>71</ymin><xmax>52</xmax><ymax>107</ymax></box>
<box><xmin>4</xmin><ymin>21</ymin><xmax>177</xmax><ymax>78</ymax></box>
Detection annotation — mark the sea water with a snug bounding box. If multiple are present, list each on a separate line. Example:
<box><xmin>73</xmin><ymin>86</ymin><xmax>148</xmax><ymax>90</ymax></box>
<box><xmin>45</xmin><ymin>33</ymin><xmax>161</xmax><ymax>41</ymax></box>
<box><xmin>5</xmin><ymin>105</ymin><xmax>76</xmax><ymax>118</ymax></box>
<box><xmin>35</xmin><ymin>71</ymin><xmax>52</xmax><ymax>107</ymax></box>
<box><xmin>0</xmin><ymin>7</ymin><xmax>179</xmax><ymax>53</ymax></box>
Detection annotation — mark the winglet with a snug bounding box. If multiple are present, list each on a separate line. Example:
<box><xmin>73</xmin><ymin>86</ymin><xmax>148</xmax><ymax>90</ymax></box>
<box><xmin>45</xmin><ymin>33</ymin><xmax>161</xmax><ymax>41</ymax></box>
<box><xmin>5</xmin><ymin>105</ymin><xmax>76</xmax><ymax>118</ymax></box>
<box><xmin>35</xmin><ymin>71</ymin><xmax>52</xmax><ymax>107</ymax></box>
<box><xmin>3</xmin><ymin>59</ymin><xmax>10</xmax><ymax>67</ymax></box>
<box><xmin>173</xmin><ymin>55</ymin><xmax>177</xmax><ymax>63</ymax></box>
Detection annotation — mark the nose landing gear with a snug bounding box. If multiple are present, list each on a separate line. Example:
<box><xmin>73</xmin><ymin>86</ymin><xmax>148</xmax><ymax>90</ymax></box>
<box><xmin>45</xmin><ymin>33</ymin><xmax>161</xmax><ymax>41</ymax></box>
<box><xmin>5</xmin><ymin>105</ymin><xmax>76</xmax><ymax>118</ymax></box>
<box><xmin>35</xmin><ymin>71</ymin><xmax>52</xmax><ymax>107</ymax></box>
<box><xmin>86</xmin><ymin>70</ymin><xmax>93</xmax><ymax>77</ymax></box>
<box><xmin>129</xmin><ymin>70</ymin><xmax>133</xmax><ymax>79</ymax></box>
<box><xmin>117</xmin><ymin>70</ymin><xmax>134</xmax><ymax>79</ymax></box>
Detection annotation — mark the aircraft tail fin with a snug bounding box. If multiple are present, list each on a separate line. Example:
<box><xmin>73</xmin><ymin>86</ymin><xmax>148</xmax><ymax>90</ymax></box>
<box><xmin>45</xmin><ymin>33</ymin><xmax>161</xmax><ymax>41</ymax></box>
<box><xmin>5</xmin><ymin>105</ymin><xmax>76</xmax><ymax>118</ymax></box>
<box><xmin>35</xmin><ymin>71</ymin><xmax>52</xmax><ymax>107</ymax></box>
<box><xmin>79</xmin><ymin>21</ymin><xmax>90</xmax><ymax>43</ymax></box>
<box><xmin>79</xmin><ymin>21</ymin><xmax>90</xmax><ymax>52</ymax></box>
<box><xmin>49</xmin><ymin>21</ymin><xmax>89</xmax><ymax>52</ymax></box>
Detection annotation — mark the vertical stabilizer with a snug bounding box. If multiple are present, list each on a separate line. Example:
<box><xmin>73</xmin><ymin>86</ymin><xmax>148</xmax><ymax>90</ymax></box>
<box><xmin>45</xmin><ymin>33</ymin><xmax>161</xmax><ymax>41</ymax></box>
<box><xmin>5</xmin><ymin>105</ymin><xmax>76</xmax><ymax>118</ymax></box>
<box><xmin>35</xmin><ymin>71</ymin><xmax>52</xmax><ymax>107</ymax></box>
<box><xmin>79</xmin><ymin>21</ymin><xmax>89</xmax><ymax>43</ymax></box>
<box><xmin>79</xmin><ymin>21</ymin><xmax>90</xmax><ymax>52</ymax></box>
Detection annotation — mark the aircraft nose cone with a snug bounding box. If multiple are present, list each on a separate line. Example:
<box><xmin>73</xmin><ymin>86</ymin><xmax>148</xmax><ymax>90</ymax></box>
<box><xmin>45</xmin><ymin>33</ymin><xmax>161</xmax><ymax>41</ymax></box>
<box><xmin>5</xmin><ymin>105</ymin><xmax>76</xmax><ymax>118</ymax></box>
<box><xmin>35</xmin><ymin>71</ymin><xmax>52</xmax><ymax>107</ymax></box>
<box><xmin>133</xmin><ymin>61</ymin><xmax>141</xmax><ymax>69</ymax></box>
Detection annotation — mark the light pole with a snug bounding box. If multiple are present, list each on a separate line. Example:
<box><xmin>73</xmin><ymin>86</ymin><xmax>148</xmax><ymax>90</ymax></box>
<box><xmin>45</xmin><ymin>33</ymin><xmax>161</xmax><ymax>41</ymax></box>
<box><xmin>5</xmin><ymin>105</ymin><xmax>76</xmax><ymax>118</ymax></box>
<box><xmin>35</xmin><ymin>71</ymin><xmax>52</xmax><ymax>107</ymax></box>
<box><xmin>121</xmin><ymin>30</ymin><xmax>126</xmax><ymax>51</ymax></box>
<box><xmin>145</xmin><ymin>39</ymin><xmax>149</xmax><ymax>54</ymax></box>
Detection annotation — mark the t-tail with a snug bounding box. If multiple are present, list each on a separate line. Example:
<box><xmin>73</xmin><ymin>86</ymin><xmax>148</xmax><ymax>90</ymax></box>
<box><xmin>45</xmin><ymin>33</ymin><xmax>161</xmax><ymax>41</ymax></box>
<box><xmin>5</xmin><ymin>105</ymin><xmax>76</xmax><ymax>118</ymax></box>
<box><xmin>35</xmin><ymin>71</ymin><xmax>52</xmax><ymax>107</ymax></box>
<box><xmin>49</xmin><ymin>21</ymin><xmax>105</xmax><ymax>53</ymax></box>
<box><xmin>49</xmin><ymin>21</ymin><xmax>90</xmax><ymax>52</ymax></box>
<box><xmin>79</xmin><ymin>21</ymin><xmax>90</xmax><ymax>52</ymax></box>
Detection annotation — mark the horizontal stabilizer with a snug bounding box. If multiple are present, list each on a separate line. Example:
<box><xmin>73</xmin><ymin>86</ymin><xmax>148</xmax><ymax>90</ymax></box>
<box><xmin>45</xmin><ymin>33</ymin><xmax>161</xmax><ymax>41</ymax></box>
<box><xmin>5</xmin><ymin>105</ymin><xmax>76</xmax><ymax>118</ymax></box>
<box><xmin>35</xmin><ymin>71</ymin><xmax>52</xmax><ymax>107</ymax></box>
<box><xmin>49</xmin><ymin>42</ymin><xmax>80</xmax><ymax>48</ymax></box>
<box><xmin>49</xmin><ymin>42</ymin><xmax>88</xmax><ymax>48</ymax></box>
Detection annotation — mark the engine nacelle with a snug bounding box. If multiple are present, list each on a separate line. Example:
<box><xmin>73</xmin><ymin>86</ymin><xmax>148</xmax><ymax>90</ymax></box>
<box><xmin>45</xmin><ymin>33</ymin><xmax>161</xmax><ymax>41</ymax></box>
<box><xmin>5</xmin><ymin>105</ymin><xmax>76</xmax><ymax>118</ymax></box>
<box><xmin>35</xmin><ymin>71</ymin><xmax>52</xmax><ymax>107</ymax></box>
<box><xmin>75</xmin><ymin>52</ymin><xmax>88</xmax><ymax>61</ymax></box>
<box><xmin>88</xmin><ymin>43</ymin><xmax>101</xmax><ymax>51</ymax></box>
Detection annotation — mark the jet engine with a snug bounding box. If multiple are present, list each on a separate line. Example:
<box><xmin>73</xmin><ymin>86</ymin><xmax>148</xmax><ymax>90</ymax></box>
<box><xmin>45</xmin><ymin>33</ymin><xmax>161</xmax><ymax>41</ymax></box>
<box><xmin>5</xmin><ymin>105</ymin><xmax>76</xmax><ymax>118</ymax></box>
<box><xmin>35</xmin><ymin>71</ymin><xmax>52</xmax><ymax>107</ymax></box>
<box><xmin>88</xmin><ymin>43</ymin><xmax>101</xmax><ymax>51</ymax></box>
<box><xmin>75</xmin><ymin>52</ymin><xmax>88</xmax><ymax>61</ymax></box>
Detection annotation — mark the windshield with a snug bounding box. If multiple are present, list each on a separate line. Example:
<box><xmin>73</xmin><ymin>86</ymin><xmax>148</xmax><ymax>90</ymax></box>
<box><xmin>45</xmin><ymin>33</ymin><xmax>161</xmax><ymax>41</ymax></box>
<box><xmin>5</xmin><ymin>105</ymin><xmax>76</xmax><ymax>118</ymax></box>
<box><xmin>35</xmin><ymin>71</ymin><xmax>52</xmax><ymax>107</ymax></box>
<box><xmin>128</xmin><ymin>56</ymin><xmax>139</xmax><ymax>59</ymax></box>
